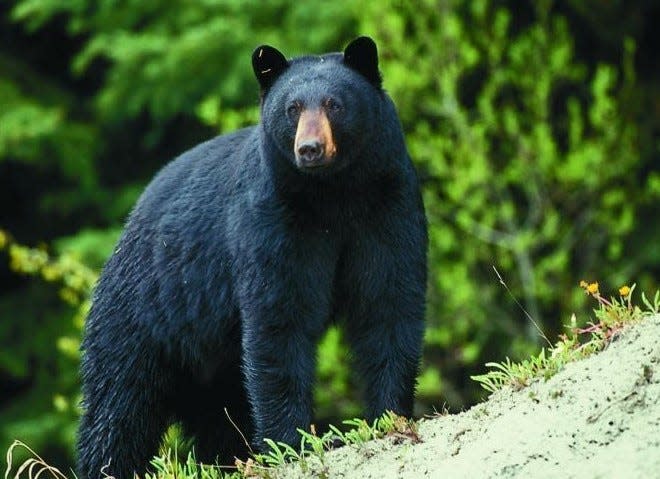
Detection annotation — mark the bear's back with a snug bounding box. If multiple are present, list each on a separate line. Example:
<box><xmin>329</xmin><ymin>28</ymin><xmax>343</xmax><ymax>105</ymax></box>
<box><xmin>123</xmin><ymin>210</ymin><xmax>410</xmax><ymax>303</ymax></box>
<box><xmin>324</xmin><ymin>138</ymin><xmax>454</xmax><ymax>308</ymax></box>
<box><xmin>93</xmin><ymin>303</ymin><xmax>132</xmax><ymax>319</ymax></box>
<box><xmin>135</xmin><ymin>125</ymin><xmax>258</xmax><ymax>223</ymax></box>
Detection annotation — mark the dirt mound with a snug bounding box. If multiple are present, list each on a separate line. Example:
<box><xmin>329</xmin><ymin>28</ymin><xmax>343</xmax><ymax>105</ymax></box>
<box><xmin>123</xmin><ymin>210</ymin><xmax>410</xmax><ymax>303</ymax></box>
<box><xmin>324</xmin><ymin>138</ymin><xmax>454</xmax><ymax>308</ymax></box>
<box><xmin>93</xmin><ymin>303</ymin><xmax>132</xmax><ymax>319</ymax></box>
<box><xmin>278</xmin><ymin>314</ymin><xmax>660</xmax><ymax>478</ymax></box>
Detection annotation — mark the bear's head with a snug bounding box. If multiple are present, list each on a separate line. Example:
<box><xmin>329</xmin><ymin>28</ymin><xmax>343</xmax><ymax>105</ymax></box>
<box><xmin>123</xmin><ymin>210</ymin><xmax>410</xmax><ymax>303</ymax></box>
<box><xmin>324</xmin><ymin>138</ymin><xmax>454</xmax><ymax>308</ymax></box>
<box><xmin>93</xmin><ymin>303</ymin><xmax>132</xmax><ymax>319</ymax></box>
<box><xmin>252</xmin><ymin>37</ymin><xmax>384</xmax><ymax>176</ymax></box>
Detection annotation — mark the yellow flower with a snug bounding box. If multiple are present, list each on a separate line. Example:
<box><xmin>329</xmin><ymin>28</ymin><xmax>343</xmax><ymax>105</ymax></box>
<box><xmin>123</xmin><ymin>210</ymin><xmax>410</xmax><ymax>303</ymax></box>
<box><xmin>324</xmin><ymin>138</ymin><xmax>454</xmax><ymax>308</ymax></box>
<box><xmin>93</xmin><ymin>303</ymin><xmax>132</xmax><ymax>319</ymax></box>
<box><xmin>0</xmin><ymin>230</ymin><xmax>7</xmax><ymax>249</ymax></box>
<box><xmin>580</xmin><ymin>280</ymin><xmax>599</xmax><ymax>294</ymax></box>
<box><xmin>619</xmin><ymin>285</ymin><xmax>631</xmax><ymax>297</ymax></box>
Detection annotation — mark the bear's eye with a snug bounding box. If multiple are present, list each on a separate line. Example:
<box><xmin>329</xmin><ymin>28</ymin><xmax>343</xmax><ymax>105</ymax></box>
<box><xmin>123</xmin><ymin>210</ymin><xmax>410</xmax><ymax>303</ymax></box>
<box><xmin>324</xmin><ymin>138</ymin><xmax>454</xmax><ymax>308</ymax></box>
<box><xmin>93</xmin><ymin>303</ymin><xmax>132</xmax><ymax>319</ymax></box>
<box><xmin>286</xmin><ymin>102</ymin><xmax>302</xmax><ymax>118</ymax></box>
<box><xmin>323</xmin><ymin>98</ymin><xmax>342</xmax><ymax>113</ymax></box>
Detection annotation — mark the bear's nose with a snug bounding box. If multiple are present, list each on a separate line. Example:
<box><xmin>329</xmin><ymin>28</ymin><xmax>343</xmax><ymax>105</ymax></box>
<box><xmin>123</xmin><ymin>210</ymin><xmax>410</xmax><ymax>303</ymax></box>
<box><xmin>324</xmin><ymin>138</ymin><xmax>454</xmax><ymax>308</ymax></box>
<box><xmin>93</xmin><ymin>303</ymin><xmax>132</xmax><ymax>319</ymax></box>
<box><xmin>297</xmin><ymin>140</ymin><xmax>325</xmax><ymax>166</ymax></box>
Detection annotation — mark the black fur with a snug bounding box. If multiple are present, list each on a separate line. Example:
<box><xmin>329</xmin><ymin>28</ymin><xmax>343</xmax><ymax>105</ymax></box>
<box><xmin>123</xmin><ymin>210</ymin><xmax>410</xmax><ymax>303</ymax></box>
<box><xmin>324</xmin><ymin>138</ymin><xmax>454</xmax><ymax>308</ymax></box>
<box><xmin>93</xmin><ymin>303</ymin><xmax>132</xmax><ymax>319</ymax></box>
<box><xmin>77</xmin><ymin>36</ymin><xmax>427</xmax><ymax>479</ymax></box>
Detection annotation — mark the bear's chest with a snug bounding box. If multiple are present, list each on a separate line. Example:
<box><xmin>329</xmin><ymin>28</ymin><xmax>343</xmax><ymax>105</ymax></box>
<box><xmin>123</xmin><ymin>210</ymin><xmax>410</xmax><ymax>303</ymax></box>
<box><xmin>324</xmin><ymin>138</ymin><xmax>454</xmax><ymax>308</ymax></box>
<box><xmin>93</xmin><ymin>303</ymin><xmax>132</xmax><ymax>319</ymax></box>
<box><xmin>281</xmin><ymin>173</ymin><xmax>400</xmax><ymax>236</ymax></box>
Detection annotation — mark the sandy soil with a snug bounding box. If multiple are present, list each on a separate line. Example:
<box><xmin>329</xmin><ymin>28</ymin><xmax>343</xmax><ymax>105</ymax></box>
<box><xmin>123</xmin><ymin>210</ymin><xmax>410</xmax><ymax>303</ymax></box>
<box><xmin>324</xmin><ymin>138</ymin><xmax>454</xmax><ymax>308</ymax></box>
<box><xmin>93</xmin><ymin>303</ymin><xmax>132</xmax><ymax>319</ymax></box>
<box><xmin>276</xmin><ymin>314</ymin><xmax>660</xmax><ymax>479</ymax></box>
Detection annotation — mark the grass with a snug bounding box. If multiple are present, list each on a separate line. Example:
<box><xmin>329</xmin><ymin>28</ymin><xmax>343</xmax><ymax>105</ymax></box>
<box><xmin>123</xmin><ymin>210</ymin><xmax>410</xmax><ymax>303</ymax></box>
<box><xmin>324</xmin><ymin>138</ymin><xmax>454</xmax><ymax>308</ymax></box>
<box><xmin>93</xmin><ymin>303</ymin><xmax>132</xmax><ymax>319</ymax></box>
<box><xmin>470</xmin><ymin>282</ymin><xmax>660</xmax><ymax>393</ymax></box>
<box><xmin>5</xmin><ymin>441</ymin><xmax>71</xmax><ymax>479</ymax></box>
<box><xmin>4</xmin><ymin>411</ymin><xmax>419</xmax><ymax>479</ymax></box>
<box><xmin>235</xmin><ymin>411</ymin><xmax>419</xmax><ymax>478</ymax></box>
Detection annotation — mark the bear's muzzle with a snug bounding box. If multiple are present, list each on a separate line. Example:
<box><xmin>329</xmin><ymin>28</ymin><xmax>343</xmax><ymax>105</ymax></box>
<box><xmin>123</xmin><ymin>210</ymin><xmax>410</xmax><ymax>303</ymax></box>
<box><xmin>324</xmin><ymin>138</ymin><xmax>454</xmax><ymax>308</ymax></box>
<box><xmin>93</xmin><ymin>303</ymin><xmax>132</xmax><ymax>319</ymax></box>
<box><xmin>294</xmin><ymin>109</ymin><xmax>337</xmax><ymax>170</ymax></box>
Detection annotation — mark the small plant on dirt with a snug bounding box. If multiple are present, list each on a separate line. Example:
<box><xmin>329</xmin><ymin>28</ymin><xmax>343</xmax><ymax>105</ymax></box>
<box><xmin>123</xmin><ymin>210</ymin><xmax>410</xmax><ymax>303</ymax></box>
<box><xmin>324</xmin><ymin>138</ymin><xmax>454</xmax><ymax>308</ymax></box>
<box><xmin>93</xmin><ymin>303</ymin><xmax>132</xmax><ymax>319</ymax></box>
<box><xmin>249</xmin><ymin>410</ymin><xmax>419</xmax><ymax>470</ymax></box>
<box><xmin>233</xmin><ymin>411</ymin><xmax>420</xmax><ymax>478</ymax></box>
<box><xmin>471</xmin><ymin>282</ymin><xmax>659</xmax><ymax>393</ymax></box>
<box><xmin>297</xmin><ymin>425</ymin><xmax>335</xmax><ymax>458</ymax></box>
<box><xmin>147</xmin><ymin>449</ymin><xmax>238</xmax><ymax>479</ymax></box>
<box><xmin>328</xmin><ymin>418</ymin><xmax>374</xmax><ymax>446</ymax></box>
<box><xmin>326</xmin><ymin>410</ymin><xmax>419</xmax><ymax>448</ymax></box>
<box><xmin>253</xmin><ymin>439</ymin><xmax>302</xmax><ymax>468</ymax></box>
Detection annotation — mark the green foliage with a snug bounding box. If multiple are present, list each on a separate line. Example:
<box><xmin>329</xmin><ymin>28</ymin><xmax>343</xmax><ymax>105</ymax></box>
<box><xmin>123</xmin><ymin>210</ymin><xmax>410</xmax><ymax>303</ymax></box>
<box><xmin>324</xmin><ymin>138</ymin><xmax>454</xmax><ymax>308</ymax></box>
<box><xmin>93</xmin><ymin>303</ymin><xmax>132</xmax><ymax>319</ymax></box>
<box><xmin>11</xmin><ymin>0</ymin><xmax>356</xmax><ymax>123</ymax></box>
<box><xmin>314</xmin><ymin>326</ymin><xmax>360</xmax><ymax>419</ymax></box>
<box><xmin>0</xmin><ymin>79</ymin><xmax>61</xmax><ymax>159</ymax></box>
<box><xmin>53</xmin><ymin>228</ymin><xmax>122</xmax><ymax>269</ymax></box>
<box><xmin>0</xmin><ymin>77</ymin><xmax>99</xmax><ymax>214</ymax></box>
<box><xmin>0</xmin><ymin>231</ymin><xmax>94</xmax><ymax>460</ymax></box>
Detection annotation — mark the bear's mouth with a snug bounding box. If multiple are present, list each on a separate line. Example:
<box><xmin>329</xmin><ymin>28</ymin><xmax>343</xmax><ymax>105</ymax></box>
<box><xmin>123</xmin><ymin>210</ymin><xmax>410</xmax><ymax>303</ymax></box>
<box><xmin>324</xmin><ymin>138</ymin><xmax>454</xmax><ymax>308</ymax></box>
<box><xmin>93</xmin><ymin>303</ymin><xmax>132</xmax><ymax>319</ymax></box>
<box><xmin>294</xmin><ymin>153</ymin><xmax>342</xmax><ymax>175</ymax></box>
<box><xmin>296</xmin><ymin>154</ymin><xmax>334</xmax><ymax>170</ymax></box>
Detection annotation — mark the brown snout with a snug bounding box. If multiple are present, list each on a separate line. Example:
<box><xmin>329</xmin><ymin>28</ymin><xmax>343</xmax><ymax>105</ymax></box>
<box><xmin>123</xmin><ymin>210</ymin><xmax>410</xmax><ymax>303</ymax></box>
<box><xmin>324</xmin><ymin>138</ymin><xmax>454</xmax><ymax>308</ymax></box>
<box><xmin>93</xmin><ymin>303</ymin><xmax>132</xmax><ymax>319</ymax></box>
<box><xmin>294</xmin><ymin>109</ymin><xmax>337</xmax><ymax>169</ymax></box>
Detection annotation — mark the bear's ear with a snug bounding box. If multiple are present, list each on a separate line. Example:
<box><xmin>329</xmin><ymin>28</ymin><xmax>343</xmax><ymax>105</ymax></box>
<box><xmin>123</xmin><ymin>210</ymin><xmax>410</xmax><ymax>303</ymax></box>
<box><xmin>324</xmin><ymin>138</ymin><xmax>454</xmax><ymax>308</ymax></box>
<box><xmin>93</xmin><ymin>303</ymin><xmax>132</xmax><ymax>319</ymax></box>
<box><xmin>252</xmin><ymin>45</ymin><xmax>289</xmax><ymax>91</ymax></box>
<box><xmin>343</xmin><ymin>36</ymin><xmax>382</xmax><ymax>88</ymax></box>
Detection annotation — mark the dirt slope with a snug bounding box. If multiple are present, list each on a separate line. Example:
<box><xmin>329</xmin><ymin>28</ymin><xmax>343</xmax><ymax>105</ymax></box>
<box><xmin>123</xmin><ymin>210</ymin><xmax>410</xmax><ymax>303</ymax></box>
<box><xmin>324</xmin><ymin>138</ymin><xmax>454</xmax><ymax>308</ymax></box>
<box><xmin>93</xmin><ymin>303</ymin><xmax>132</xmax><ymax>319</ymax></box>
<box><xmin>277</xmin><ymin>314</ymin><xmax>660</xmax><ymax>479</ymax></box>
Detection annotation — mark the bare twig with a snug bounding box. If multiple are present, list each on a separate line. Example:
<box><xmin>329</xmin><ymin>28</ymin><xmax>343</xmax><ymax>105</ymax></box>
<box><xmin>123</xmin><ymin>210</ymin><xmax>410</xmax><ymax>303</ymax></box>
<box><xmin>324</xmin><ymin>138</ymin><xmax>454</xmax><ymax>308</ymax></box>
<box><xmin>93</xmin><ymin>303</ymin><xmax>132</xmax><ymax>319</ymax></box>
<box><xmin>493</xmin><ymin>266</ymin><xmax>551</xmax><ymax>347</ymax></box>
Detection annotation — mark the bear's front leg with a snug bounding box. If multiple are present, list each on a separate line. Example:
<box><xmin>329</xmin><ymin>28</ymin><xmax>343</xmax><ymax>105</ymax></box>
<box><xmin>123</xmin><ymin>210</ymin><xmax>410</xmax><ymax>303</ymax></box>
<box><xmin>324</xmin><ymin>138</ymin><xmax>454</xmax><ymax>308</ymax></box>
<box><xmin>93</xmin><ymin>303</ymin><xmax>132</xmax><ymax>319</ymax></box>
<box><xmin>343</xmin><ymin>223</ymin><xmax>427</xmax><ymax>421</ymax></box>
<box><xmin>240</xmin><ymin>312</ymin><xmax>319</xmax><ymax>448</ymax></box>
<box><xmin>234</xmin><ymin>231</ymin><xmax>336</xmax><ymax>449</ymax></box>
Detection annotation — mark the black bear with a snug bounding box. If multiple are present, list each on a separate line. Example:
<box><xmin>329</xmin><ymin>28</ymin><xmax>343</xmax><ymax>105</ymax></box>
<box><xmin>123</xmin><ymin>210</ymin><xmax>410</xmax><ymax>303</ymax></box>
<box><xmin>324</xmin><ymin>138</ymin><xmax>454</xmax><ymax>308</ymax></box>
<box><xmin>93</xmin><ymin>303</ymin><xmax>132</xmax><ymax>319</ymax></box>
<box><xmin>77</xmin><ymin>36</ymin><xmax>427</xmax><ymax>479</ymax></box>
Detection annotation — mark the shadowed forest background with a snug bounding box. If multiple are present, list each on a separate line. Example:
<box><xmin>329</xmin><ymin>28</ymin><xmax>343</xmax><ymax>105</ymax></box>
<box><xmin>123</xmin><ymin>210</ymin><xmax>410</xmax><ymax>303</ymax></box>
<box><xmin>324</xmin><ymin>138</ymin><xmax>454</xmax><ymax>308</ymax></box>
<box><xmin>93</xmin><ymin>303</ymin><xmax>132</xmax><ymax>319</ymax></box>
<box><xmin>1</xmin><ymin>0</ymin><xmax>658</xmax><ymax>472</ymax></box>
